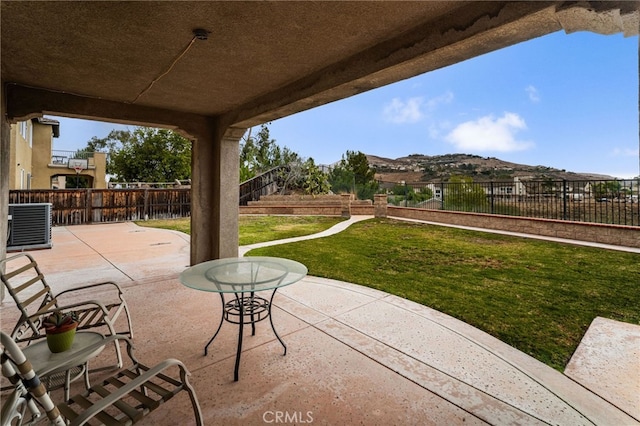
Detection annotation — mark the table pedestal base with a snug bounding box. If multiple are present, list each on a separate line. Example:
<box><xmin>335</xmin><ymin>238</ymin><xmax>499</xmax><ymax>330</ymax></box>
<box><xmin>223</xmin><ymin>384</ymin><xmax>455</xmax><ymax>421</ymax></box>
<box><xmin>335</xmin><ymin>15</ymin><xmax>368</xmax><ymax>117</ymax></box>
<box><xmin>204</xmin><ymin>290</ymin><xmax>285</xmax><ymax>381</ymax></box>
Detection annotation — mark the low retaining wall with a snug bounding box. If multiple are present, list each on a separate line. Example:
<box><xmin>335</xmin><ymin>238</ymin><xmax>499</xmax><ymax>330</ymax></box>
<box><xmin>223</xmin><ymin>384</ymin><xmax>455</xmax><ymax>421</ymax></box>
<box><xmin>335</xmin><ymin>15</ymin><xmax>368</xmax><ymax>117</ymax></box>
<box><xmin>241</xmin><ymin>205</ymin><xmax>345</xmax><ymax>215</ymax></box>
<box><xmin>387</xmin><ymin>206</ymin><xmax>640</xmax><ymax>248</ymax></box>
<box><xmin>243</xmin><ymin>194</ymin><xmax>374</xmax><ymax>217</ymax></box>
<box><xmin>239</xmin><ymin>194</ymin><xmax>640</xmax><ymax>248</ymax></box>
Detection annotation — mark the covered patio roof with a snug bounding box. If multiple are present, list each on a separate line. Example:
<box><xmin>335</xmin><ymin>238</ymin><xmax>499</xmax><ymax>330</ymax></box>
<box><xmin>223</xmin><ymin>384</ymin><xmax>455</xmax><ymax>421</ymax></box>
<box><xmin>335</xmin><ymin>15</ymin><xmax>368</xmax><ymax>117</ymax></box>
<box><xmin>4</xmin><ymin>1</ymin><xmax>638</xmax><ymax>128</ymax></box>
<box><xmin>1</xmin><ymin>1</ymin><xmax>638</xmax><ymax>264</ymax></box>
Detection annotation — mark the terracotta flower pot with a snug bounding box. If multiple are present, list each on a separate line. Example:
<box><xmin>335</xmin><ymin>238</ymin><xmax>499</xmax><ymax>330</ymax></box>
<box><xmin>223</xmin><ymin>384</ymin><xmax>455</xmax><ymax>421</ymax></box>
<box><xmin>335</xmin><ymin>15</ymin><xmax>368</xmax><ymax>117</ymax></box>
<box><xmin>46</xmin><ymin>322</ymin><xmax>78</xmax><ymax>353</ymax></box>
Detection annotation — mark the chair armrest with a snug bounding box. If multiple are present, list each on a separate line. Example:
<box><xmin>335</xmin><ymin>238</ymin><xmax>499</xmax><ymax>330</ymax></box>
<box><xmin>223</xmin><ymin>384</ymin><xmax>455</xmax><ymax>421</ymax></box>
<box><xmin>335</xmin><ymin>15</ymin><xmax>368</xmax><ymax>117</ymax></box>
<box><xmin>15</xmin><ymin>301</ymin><xmax>115</xmax><ymax>343</ymax></box>
<box><xmin>69</xmin><ymin>358</ymin><xmax>191</xmax><ymax>426</ymax></box>
<box><xmin>54</xmin><ymin>281</ymin><xmax>125</xmax><ymax>300</ymax></box>
<box><xmin>30</xmin><ymin>300</ymin><xmax>112</xmax><ymax>323</ymax></box>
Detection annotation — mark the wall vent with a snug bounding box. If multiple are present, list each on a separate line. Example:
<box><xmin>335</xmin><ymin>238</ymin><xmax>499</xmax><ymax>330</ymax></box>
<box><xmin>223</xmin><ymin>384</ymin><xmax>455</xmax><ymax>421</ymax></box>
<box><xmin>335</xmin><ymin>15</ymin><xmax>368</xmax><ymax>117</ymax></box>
<box><xmin>7</xmin><ymin>203</ymin><xmax>52</xmax><ymax>251</ymax></box>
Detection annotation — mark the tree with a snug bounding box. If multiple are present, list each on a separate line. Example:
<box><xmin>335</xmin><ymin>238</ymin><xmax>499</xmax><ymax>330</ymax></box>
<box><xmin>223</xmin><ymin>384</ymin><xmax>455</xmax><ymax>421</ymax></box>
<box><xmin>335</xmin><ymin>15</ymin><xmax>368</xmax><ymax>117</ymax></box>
<box><xmin>238</xmin><ymin>124</ymin><xmax>331</xmax><ymax>195</ymax></box>
<box><xmin>593</xmin><ymin>181</ymin><xmax>622</xmax><ymax>199</ymax></box>
<box><xmin>239</xmin><ymin>124</ymin><xmax>300</xmax><ymax>182</ymax></box>
<box><xmin>86</xmin><ymin>122</ymin><xmax>330</xmax><ymax>194</ymax></box>
<box><xmin>298</xmin><ymin>159</ymin><xmax>331</xmax><ymax>195</ymax></box>
<box><xmin>444</xmin><ymin>175</ymin><xmax>488</xmax><ymax>212</ymax></box>
<box><xmin>389</xmin><ymin>184</ymin><xmax>434</xmax><ymax>206</ymax></box>
<box><xmin>84</xmin><ymin>127</ymin><xmax>191</xmax><ymax>183</ymax></box>
<box><xmin>328</xmin><ymin>150</ymin><xmax>379</xmax><ymax>199</ymax></box>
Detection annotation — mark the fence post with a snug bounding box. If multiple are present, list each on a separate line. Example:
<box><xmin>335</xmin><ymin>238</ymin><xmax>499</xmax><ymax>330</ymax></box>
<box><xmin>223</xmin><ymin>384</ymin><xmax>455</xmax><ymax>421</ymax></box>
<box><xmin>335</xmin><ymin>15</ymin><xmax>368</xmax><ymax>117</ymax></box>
<box><xmin>404</xmin><ymin>181</ymin><xmax>408</xmax><ymax>207</ymax></box>
<box><xmin>86</xmin><ymin>189</ymin><xmax>92</xmax><ymax>223</ymax></box>
<box><xmin>490</xmin><ymin>181</ymin><xmax>495</xmax><ymax>214</ymax></box>
<box><xmin>562</xmin><ymin>179</ymin><xmax>568</xmax><ymax>220</ymax></box>
<box><xmin>144</xmin><ymin>189</ymin><xmax>149</xmax><ymax>221</ymax></box>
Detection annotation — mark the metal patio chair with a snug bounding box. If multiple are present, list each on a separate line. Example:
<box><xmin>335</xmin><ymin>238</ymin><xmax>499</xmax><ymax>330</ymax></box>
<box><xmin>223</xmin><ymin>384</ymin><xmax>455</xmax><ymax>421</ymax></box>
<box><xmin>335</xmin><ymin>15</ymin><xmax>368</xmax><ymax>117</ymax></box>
<box><xmin>1</xmin><ymin>332</ymin><xmax>203</xmax><ymax>426</ymax></box>
<box><xmin>1</xmin><ymin>253</ymin><xmax>134</xmax><ymax>369</ymax></box>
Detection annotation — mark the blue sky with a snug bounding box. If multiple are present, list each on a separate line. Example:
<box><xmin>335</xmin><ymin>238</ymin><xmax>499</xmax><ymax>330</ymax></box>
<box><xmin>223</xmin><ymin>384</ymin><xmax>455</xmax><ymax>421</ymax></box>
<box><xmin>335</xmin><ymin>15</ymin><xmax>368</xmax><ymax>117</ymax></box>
<box><xmin>49</xmin><ymin>30</ymin><xmax>638</xmax><ymax>178</ymax></box>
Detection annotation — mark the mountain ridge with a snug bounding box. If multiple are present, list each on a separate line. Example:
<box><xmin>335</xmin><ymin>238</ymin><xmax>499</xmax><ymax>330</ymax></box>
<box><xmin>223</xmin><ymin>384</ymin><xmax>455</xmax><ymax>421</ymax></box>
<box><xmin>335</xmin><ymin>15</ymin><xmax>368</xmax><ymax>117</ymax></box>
<box><xmin>366</xmin><ymin>153</ymin><xmax>618</xmax><ymax>183</ymax></box>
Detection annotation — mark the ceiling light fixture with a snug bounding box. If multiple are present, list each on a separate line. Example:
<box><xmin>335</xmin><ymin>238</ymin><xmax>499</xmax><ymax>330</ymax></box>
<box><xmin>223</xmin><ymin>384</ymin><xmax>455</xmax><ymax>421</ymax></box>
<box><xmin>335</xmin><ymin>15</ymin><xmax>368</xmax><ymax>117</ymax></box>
<box><xmin>193</xmin><ymin>28</ymin><xmax>209</xmax><ymax>41</ymax></box>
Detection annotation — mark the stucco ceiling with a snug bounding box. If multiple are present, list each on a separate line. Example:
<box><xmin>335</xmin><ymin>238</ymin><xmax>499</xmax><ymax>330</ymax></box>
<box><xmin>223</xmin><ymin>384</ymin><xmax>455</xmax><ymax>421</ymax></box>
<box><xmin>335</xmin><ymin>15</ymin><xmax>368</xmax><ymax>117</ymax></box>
<box><xmin>2</xmin><ymin>1</ymin><xmax>638</xmax><ymax>129</ymax></box>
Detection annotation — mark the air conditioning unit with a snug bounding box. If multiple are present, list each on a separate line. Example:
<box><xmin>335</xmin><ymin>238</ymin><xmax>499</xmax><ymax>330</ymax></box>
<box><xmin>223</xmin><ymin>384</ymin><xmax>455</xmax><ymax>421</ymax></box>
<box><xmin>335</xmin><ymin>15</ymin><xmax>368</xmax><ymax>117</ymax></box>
<box><xmin>7</xmin><ymin>203</ymin><xmax>53</xmax><ymax>251</ymax></box>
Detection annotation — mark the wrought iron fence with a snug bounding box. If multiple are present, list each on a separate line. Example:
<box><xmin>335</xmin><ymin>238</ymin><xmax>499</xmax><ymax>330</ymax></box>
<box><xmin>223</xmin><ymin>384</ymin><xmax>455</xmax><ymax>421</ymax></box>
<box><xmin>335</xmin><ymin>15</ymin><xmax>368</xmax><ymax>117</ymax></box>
<box><xmin>381</xmin><ymin>178</ymin><xmax>640</xmax><ymax>227</ymax></box>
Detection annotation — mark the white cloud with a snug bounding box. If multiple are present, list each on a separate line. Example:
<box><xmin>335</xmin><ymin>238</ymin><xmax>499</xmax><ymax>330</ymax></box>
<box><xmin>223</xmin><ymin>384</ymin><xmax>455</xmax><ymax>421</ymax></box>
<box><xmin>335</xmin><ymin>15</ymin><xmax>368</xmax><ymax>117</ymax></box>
<box><xmin>445</xmin><ymin>112</ymin><xmax>534</xmax><ymax>152</ymax></box>
<box><xmin>428</xmin><ymin>120</ymin><xmax>452</xmax><ymax>139</ymax></box>
<box><xmin>383</xmin><ymin>92</ymin><xmax>454</xmax><ymax>124</ymax></box>
<box><xmin>525</xmin><ymin>85</ymin><xmax>540</xmax><ymax>103</ymax></box>
<box><xmin>383</xmin><ymin>97</ymin><xmax>424</xmax><ymax>123</ymax></box>
<box><xmin>610</xmin><ymin>147</ymin><xmax>640</xmax><ymax>157</ymax></box>
<box><xmin>425</xmin><ymin>91</ymin><xmax>454</xmax><ymax>111</ymax></box>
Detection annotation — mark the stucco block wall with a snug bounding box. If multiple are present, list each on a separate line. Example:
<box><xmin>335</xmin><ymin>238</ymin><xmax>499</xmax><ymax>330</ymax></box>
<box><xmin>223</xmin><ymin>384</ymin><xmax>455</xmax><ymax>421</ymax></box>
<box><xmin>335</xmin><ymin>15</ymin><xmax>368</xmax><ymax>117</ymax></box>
<box><xmin>387</xmin><ymin>206</ymin><xmax>640</xmax><ymax>248</ymax></box>
<box><xmin>9</xmin><ymin>124</ymin><xmax>32</xmax><ymax>189</ymax></box>
<box><xmin>247</xmin><ymin>194</ymin><xmax>344</xmax><ymax>205</ymax></box>
<box><xmin>240</xmin><ymin>205</ymin><xmax>343</xmax><ymax>215</ymax></box>
<box><xmin>242</xmin><ymin>194</ymin><xmax>374</xmax><ymax>216</ymax></box>
<box><xmin>92</xmin><ymin>152</ymin><xmax>107</xmax><ymax>189</ymax></box>
<box><xmin>240</xmin><ymin>196</ymin><xmax>639</xmax><ymax>248</ymax></box>
<box><xmin>31</xmin><ymin>122</ymin><xmax>54</xmax><ymax>188</ymax></box>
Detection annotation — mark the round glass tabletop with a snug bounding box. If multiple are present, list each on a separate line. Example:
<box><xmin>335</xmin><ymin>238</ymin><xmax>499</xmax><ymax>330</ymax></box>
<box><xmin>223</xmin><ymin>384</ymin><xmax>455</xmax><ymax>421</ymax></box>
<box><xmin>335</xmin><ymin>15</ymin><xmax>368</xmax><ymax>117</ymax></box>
<box><xmin>179</xmin><ymin>256</ymin><xmax>308</xmax><ymax>293</ymax></box>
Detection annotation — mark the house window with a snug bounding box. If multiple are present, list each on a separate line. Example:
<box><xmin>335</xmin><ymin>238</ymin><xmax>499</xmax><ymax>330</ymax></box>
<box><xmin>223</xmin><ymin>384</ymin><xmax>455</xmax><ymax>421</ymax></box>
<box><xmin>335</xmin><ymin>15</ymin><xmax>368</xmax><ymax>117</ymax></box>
<box><xmin>18</xmin><ymin>121</ymin><xmax>32</xmax><ymax>147</ymax></box>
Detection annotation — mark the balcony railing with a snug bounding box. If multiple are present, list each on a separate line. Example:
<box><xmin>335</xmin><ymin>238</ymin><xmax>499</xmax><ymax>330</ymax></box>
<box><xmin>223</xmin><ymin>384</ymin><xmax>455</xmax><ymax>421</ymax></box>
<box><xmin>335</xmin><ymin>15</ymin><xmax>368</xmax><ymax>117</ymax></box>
<box><xmin>50</xmin><ymin>150</ymin><xmax>95</xmax><ymax>166</ymax></box>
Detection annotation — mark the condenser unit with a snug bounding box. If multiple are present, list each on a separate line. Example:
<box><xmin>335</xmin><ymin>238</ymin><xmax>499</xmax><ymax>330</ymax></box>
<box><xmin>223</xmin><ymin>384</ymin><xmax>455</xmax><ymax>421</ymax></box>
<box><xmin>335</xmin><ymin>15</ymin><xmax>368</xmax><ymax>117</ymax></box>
<box><xmin>7</xmin><ymin>203</ymin><xmax>52</xmax><ymax>251</ymax></box>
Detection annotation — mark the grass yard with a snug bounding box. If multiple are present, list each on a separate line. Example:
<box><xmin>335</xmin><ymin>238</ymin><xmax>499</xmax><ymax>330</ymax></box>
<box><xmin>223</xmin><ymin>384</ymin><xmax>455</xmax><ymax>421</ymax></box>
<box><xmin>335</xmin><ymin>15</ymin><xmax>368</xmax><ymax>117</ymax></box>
<box><xmin>246</xmin><ymin>217</ymin><xmax>640</xmax><ymax>371</ymax></box>
<box><xmin>135</xmin><ymin>215</ymin><xmax>345</xmax><ymax>246</ymax></box>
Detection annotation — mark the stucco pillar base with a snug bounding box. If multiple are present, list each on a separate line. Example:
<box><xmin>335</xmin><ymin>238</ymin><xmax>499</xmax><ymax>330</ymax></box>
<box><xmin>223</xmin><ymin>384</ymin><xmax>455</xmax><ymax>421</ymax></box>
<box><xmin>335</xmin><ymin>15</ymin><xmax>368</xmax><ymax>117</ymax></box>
<box><xmin>340</xmin><ymin>194</ymin><xmax>352</xmax><ymax>218</ymax></box>
<box><xmin>374</xmin><ymin>194</ymin><xmax>387</xmax><ymax>218</ymax></box>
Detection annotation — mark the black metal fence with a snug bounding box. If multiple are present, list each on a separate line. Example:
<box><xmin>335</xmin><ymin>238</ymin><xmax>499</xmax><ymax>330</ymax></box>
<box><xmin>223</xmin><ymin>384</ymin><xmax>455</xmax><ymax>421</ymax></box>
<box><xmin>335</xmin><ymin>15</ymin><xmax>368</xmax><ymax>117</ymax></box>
<box><xmin>381</xmin><ymin>178</ymin><xmax>640</xmax><ymax>227</ymax></box>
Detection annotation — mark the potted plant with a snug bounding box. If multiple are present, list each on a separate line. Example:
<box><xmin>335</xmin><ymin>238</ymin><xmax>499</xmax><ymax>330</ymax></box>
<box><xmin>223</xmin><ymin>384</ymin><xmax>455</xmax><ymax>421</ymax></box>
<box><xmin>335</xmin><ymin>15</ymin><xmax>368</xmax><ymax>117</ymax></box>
<box><xmin>43</xmin><ymin>311</ymin><xmax>78</xmax><ymax>353</ymax></box>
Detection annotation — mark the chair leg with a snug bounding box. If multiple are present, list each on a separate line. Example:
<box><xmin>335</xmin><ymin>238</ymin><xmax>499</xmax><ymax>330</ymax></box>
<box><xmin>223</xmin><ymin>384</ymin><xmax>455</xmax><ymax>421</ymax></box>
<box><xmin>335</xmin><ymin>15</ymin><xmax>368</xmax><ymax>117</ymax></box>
<box><xmin>84</xmin><ymin>362</ymin><xmax>91</xmax><ymax>390</ymax></box>
<box><xmin>181</xmin><ymin>367</ymin><xmax>204</xmax><ymax>426</ymax></box>
<box><xmin>64</xmin><ymin>369</ymin><xmax>71</xmax><ymax>401</ymax></box>
<box><xmin>113</xmin><ymin>339</ymin><xmax>124</xmax><ymax>369</ymax></box>
<box><xmin>123</xmin><ymin>303</ymin><xmax>134</xmax><ymax>340</ymax></box>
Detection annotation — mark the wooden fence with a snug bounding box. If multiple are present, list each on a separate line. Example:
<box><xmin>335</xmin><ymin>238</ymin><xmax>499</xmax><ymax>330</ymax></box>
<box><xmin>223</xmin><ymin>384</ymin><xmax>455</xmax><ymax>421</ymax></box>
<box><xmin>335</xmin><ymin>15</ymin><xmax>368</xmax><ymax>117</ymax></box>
<box><xmin>8</xmin><ymin>189</ymin><xmax>191</xmax><ymax>225</ymax></box>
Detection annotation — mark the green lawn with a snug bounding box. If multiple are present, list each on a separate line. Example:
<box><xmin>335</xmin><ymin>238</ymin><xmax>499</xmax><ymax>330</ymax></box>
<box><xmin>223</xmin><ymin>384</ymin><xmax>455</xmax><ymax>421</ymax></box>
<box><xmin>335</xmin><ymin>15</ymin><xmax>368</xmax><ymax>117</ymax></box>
<box><xmin>135</xmin><ymin>215</ymin><xmax>345</xmax><ymax>246</ymax></box>
<box><xmin>139</xmin><ymin>215</ymin><xmax>639</xmax><ymax>371</ymax></box>
<box><xmin>247</xmin><ymin>217</ymin><xmax>640</xmax><ymax>371</ymax></box>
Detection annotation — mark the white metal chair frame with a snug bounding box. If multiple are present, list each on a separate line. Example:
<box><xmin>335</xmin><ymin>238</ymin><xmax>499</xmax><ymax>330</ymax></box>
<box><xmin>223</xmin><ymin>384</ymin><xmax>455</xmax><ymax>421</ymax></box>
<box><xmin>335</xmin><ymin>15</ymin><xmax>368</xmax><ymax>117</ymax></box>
<box><xmin>1</xmin><ymin>332</ymin><xmax>203</xmax><ymax>426</ymax></box>
<box><xmin>1</xmin><ymin>253</ymin><xmax>134</xmax><ymax>369</ymax></box>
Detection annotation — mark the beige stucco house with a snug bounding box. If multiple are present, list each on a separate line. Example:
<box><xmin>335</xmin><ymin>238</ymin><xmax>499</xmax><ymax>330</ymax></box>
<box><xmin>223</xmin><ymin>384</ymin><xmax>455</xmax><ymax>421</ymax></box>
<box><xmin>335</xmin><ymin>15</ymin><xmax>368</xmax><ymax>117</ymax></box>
<box><xmin>8</xmin><ymin>118</ymin><xmax>107</xmax><ymax>190</ymax></box>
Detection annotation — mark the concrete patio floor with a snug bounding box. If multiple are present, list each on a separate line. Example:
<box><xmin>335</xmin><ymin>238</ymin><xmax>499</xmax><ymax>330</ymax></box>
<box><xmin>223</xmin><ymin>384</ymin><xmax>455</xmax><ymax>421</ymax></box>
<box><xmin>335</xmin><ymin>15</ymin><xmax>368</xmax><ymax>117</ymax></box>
<box><xmin>1</xmin><ymin>219</ymin><xmax>638</xmax><ymax>425</ymax></box>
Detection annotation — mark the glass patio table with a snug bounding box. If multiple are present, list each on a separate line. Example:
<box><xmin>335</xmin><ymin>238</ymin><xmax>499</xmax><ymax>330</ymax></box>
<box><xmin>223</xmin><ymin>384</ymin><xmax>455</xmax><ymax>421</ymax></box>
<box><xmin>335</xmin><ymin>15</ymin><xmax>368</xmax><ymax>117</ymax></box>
<box><xmin>179</xmin><ymin>256</ymin><xmax>307</xmax><ymax>381</ymax></box>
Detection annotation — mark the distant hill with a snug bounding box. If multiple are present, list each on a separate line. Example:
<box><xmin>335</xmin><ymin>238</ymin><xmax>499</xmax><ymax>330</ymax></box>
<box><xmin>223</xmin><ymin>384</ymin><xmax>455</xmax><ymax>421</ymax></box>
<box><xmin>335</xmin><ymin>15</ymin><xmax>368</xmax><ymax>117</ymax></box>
<box><xmin>367</xmin><ymin>153</ymin><xmax>617</xmax><ymax>183</ymax></box>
